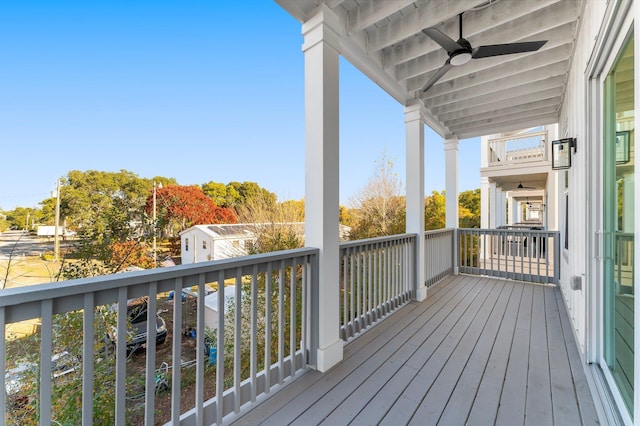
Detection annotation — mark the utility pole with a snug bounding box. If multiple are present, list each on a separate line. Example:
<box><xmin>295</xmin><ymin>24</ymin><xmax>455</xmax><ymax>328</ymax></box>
<box><xmin>153</xmin><ymin>181</ymin><xmax>162</xmax><ymax>267</ymax></box>
<box><xmin>54</xmin><ymin>179</ymin><xmax>61</xmax><ymax>262</ymax></box>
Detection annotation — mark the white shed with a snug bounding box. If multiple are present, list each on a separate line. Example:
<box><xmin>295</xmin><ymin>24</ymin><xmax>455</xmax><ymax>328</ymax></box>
<box><xmin>204</xmin><ymin>286</ymin><xmax>237</xmax><ymax>331</ymax></box>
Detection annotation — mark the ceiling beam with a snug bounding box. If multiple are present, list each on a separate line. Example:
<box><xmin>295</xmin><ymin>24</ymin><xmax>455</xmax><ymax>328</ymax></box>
<box><xmin>453</xmin><ymin>113</ymin><xmax>559</xmax><ymax>139</ymax></box>
<box><xmin>443</xmin><ymin>98</ymin><xmax>561</xmax><ymax>128</ymax></box>
<box><xmin>447</xmin><ymin>105</ymin><xmax>560</xmax><ymax>134</ymax></box>
<box><xmin>430</xmin><ymin>76</ymin><xmax>565</xmax><ymax>115</ymax></box>
<box><xmin>435</xmin><ymin>87</ymin><xmax>563</xmax><ymax>122</ymax></box>
<box><xmin>347</xmin><ymin>0</ymin><xmax>416</xmax><ymax>33</ymax></box>
<box><xmin>368</xmin><ymin>0</ymin><xmax>562</xmax><ymax>53</ymax></box>
<box><xmin>423</xmin><ymin>61</ymin><xmax>568</xmax><ymax>108</ymax></box>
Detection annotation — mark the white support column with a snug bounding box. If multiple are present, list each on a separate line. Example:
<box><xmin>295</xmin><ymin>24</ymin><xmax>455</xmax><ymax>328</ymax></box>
<box><xmin>495</xmin><ymin>187</ymin><xmax>504</xmax><ymax>227</ymax></box>
<box><xmin>480</xmin><ymin>177</ymin><xmax>490</xmax><ymax>229</ymax></box>
<box><xmin>508</xmin><ymin>195</ymin><xmax>517</xmax><ymax>225</ymax></box>
<box><xmin>444</xmin><ymin>137</ymin><xmax>459</xmax><ymax>228</ymax></box>
<box><xmin>302</xmin><ymin>5</ymin><xmax>343</xmax><ymax>372</ymax></box>
<box><xmin>405</xmin><ymin>102</ymin><xmax>426</xmax><ymax>301</ymax></box>
<box><xmin>489</xmin><ymin>182</ymin><xmax>497</xmax><ymax>229</ymax></box>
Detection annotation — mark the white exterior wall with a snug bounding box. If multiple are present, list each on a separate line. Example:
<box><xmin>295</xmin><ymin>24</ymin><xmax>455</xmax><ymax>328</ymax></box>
<box><xmin>557</xmin><ymin>0</ymin><xmax>609</xmax><ymax>356</ymax></box>
<box><xmin>181</xmin><ymin>228</ymin><xmax>252</xmax><ymax>264</ymax></box>
<box><xmin>180</xmin><ymin>228</ymin><xmax>214</xmax><ymax>264</ymax></box>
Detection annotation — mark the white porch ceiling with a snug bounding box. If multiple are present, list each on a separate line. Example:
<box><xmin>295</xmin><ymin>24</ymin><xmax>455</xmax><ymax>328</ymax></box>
<box><xmin>276</xmin><ymin>0</ymin><xmax>584</xmax><ymax>140</ymax></box>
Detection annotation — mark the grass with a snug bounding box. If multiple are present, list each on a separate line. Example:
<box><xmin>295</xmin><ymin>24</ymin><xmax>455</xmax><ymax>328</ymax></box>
<box><xmin>1</xmin><ymin>255</ymin><xmax>63</xmax><ymax>289</ymax></box>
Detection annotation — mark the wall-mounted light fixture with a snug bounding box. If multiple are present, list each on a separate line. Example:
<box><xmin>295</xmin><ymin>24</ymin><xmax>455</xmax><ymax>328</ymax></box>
<box><xmin>552</xmin><ymin>138</ymin><xmax>577</xmax><ymax>170</ymax></box>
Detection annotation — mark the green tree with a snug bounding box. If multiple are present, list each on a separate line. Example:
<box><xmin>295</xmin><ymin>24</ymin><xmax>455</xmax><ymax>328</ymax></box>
<box><xmin>459</xmin><ymin>189</ymin><xmax>481</xmax><ymax>228</ymax></box>
<box><xmin>424</xmin><ymin>190</ymin><xmax>446</xmax><ymax>230</ymax></box>
<box><xmin>201</xmin><ymin>181</ymin><xmax>228</xmax><ymax>207</ymax></box>
<box><xmin>224</xmin><ymin>181</ymin><xmax>277</xmax><ymax>213</ymax></box>
<box><xmin>4</xmin><ymin>206</ymin><xmax>41</xmax><ymax>231</ymax></box>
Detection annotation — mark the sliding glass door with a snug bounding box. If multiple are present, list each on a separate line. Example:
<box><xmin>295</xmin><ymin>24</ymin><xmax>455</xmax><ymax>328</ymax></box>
<box><xmin>603</xmin><ymin>33</ymin><xmax>635</xmax><ymax>418</ymax></box>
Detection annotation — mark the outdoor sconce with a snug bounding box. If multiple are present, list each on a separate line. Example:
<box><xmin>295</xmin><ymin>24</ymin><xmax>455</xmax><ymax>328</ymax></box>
<box><xmin>552</xmin><ymin>138</ymin><xmax>577</xmax><ymax>170</ymax></box>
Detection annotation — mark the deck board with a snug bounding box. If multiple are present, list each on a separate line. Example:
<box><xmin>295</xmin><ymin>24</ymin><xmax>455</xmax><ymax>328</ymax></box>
<box><xmin>232</xmin><ymin>275</ymin><xmax>600</xmax><ymax>426</ymax></box>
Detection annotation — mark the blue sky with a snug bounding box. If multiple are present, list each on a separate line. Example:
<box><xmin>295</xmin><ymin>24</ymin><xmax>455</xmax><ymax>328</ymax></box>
<box><xmin>0</xmin><ymin>1</ymin><xmax>480</xmax><ymax>211</ymax></box>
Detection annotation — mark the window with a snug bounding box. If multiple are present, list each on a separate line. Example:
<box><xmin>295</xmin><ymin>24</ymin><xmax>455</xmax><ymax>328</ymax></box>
<box><xmin>202</xmin><ymin>240</ymin><xmax>207</xmax><ymax>249</ymax></box>
<box><xmin>185</xmin><ymin>238</ymin><xmax>189</xmax><ymax>251</ymax></box>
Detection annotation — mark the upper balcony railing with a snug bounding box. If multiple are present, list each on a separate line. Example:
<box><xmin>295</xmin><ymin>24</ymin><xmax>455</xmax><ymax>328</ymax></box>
<box><xmin>1</xmin><ymin>248</ymin><xmax>318</xmax><ymax>426</ymax></box>
<box><xmin>1</xmin><ymin>227</ymin><xmax>562</xmax><ymax>425</ymax></box>
<box><xmin>339</xmin><ymin>234</ymin><xmax>415</xmax><ymax>341</ymax></box>
<box><xmin>487</xmin><ymin>130</ymin><xmax>548</xmax><ymax>167</ymax></box>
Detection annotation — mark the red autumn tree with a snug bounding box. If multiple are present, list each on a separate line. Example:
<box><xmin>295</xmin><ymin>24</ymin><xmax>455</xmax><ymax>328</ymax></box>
<box><xmin>107</xmin><ymin>240</ymin><xmax>154</xmax><ymax>271</ymax></box>
<box><xmin>145</xmin><ymin>185</ymin><xmax>238</xmax><ymax>234</ymax></box>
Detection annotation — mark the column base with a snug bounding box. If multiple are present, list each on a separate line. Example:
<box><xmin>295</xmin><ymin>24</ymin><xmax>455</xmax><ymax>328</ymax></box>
<box><xmin>315</xmin><ymin>338</ymin><xmax>344</xmax><ymax>372</ymax></box>
<box><xmin>415</xmin><ymin>285</ymin><xmax>428</xmax><ymax>302</ymax></box>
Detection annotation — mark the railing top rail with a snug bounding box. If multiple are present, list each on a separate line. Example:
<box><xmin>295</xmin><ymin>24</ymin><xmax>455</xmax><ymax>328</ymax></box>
<box><xmin>0</xmin><ymin>247</ymin><xmax>319</xmax><ymax>309</ymax></box>
<box><xmin>458</xmin><ymin>228</ymin><xmax>560</xmax><ymax>237</ymax></box>
<box><xmin>339</xmin><ymin>233</ymin><xmax>417</xmax><ymax>249</ymax></box>
<box><xmin>488</xmin><ymin>130</ymin><xmax>547</xmax><ymax>144</ymax></box>
<box><xmin>424</xmin><ymin>228</ymin><xmax>454</xmax><ymax>236</ymax></box>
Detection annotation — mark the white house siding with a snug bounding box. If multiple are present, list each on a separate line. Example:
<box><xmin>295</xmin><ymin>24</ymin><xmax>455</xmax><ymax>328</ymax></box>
<box><xmin>181</xmin><ymin>227</ymin><xmax>216</xmax><ymax>264</ymax></box>
<box><xmin>557</xmin><ymin>0</ymin><xmax>610</xmax><ymax>356</ymax></box>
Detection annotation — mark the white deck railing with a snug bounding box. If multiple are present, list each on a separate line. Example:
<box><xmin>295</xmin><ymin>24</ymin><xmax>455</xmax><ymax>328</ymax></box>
<box><xmin>487</xmin><ymin>130</ymin><xmax>548</xmax><ymax>166</ymax></box>
<box><xmin>339</xmin><ymin>234</ymin><xmax>416</xmax><ymax>341</ymax></box>
<box><xmin>424</xmin><ymin>229</ymin><xmax>455</xmax><ymax>287</ymax></box>
<box><xmin>2</xmin><ymin>229</ymin><xmax>568</xmax><ymax>425</ymax></box>
<box><xmin>1</xmin><ymin>248</ymin><xmax>318</xmax><ymax>426</ymax></box>
<box><xmin>458</xmin><ymin>228</ymin><xmax>560</xmax><ymax>284</ymax></box>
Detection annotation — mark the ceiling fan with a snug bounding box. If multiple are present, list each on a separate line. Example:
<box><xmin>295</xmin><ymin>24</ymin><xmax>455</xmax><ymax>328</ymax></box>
<box><xmin>516</xmin><ymin>181</ymin><xmax>536</xmax><ymax>189</ymax></box>
<box><xmin>420</xmin><ymin>13</ymin><xmax>548</xmax><ymax>93</ymax></box>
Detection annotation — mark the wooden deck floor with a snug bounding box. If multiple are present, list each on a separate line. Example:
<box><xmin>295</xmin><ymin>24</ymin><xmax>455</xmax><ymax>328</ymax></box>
<box><xmin>233</xmin><ymin>275</ymin><xmax>600</xmax><ymax>426</ymax></box>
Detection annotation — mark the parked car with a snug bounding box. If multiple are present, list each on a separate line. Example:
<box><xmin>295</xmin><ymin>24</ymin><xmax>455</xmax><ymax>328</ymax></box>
<box><xmin>5</xmin><ymin>351</ymin><xmax>79</xmax><ymax>403</ymax></box>
<box><xmin>108</xmin><ymin>297</ymin><xmax>168</xmax><ymax>353</ymax></box>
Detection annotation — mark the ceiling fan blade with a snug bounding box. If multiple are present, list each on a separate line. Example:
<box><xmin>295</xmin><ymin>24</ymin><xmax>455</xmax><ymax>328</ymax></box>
<box><xmin>421</xmin><ymin>59</ymin><xmax>452</xmax><ymax>92</ymax></box>
<box><xmin>472</xmin><ymin>40</ymin><xmax>547</xmax><ymax>59</ymax></box>
<box><xmin>422</xmin><ymin>27</ymin><xmax>462</xmax><ymax>54</ymax></box>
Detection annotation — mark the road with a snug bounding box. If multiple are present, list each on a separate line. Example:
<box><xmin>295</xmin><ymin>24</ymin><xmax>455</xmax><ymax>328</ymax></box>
<box><xmin>0</xmin><ymin>230</ymin><xmax>52</xmax><ymax>259</ymax></box>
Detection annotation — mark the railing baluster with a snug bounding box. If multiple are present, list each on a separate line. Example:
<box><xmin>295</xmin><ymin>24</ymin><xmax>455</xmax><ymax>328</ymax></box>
<box><xmin>356</xmin><ymin>248</ymin><xmax>361</xmax><ymax>331</ymax></box>
<box><xmin>349</xmin><ymin>248</ymin><xmax>354</xmax><ymax>333</ymax></box>
<box><xmin>290</xmin><ymin>259</ymin><xmax>296</xmax><ymax>377</ymax></box>
<box><xmin>40</xmin><ymin>299</ymin><xmax>53</xmax><ymax>426</ymax></box>
<box><xmin>215</xmin><ymin>271</ymin><xmax>223</xmax><ymax>425</ymax></box>
<box><xmin>144</xmin><ymin>282</ymin><xmax>158</xmax><ymax>425</ymax></box>
<box><xmin>171</xmin><ymin>277</ymin><xmax>183</xmax><ymax>424</ymax></box>
<box><xmin>0</xmin><ymin>307</ymin><xmax>5</xmax><ymax>423</ymax></box>
<box><xmin>250</xmin><ymin>265</ymin><xmax>258</xmax><ymax>402</ymax></box>
<box><xmin>198</xmin><ymin>273</ymin><xmax>206</xmax><ymax>425</ymax></box>
<box><xmin>301</xmin><ymin>256</ymin><xmax>308</xmax><ymax>367</ymax></box>
<box><xmin>82</xmin><ymin>293</ymin><xmax>95</xmax><ymax>426</ymax></box>
<box><xmin>115</xmin><ymin>287</ymin><xmax>127</xmax><ymax>426</ymax></box>
<box><xmin>234</xmin><ymin>268</ymin><xmax>242</xmax><ymax>414</ymax></box>
<box><xmin>342</xmin><ymin>252</ymin><xmax>347</xmax><ymax>339</ymax></box>
<box><xmin>367</xmin><ymin>245</ymin><xmax>372</xmax><ymax>325</ymax></box>
<box><xmin>265</xmin><ymin>262</ymin><xmax>272</xmax><ymax>391</ymax></box>
<box><xmin>278</xmin><ymin>261</ymin><xmax>285</xmax><ymax>384</ymax></box>
<box><xmin>373</xmin><ymin>243</ymin><xmax>379</xmax><ymax>319</ymax></box>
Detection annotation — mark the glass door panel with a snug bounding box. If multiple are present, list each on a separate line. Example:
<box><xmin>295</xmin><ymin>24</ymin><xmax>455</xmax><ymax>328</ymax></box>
<box><xmin>603</xmin><ymin>34</ymin><xmax>634</xmax><ymax>416</ymax></box>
